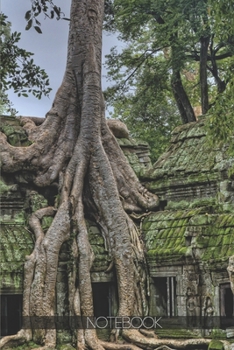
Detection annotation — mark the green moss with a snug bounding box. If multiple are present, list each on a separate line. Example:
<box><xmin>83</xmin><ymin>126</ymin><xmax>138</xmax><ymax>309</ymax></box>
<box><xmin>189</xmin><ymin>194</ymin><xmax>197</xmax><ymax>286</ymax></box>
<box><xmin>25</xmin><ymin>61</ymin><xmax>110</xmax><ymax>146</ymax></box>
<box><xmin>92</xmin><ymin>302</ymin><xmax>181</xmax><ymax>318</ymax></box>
<box><xmin>210</xmin><ymin>328</ymin><xmax>227</xmax><ymax>339</ymax></box>
<box><xmin>189</xmin><ymin>214</ymin><xmax>212</xmax><ymax>226</ymax></box>
<box><xmin>189</xmin><ymin>198</ymin><xmax>217</xmax><ymax>209</ymax></box>
<box><xmin>142</xmin><ymin>220</ymin><xmax>153</xmax><ymax>231</ymax></box>
<box><xmin>30</xmin><ymin>192</ymin><xmax>48</xmax><ymax>212</ymax></box>
<box><xmin>7</xmin><ymin>133</ymin><xmax>21</xmax><ymax>146</ymax></box>
<box><xmin>222</xmin><ymin>203</ymin><xmax>234</xmax><ymax>212</ymax></box>
<box><xmin>1</xmin><ymin>124</ymin><xmax>16</xmax><ymax>136</ymax></box>
<box><xmin>10</xmin><ymin>341</ymin><xmax>41</xmax><ymax>349</ymax></box>
<box><xmin>14</xmin><ymin>211</ymin><xmax>26</xmax><ymax>224</ymax></box>
<box><xmin>89</xmin><ymin>235</ymin><xmax>104</xmax><ymax>245</ymax></box>
<box><xmin>0</xmin><ymin>224</ymin><xmax>34</xmax><ymax>280</ymax></box>
<box><xmin>42</xmin><ymin>216</ymin><xmax>54</xmax><ymax>231</ymax></box>
<box><xmin>196</xmin><ymin>235</ymin><xmax>209</xmax><ymax>248</ymax></box>
<box><xmin>208</xmin><ymin>340</ymin><xmax>224</xmax><ymax>350</ymax></box>
<box><xmin>0</xmin><ymin>179</ymin><xmax>11</xmax><ymax>194</ymax></box>
<box><xmin>57</xmin><ymin>345</ymin><xmax>75</xmax><ymax>350</ymax></box>
<box><xmin>166</xmin><ymin>200</ymin><xmax>190</xmax><ymax>210</ymax></box>
<box><xmin>156</xmin><ymin>328</ymin><xmax>199</xmax><ymax>339</ymax></box>
<box><xmin>1</xmin><ymin>123</ymin><xmax>32</xmax><ymax>147</ymax></box>
<box><xmin>93</xmin><ymin>253</ymin><xmax>110</xmax><ymax>261</ymax></box>
<box><xmin>96</xmin><ymin>329</ymin><xmax>111</xmax><ymax>341</ymax></box>
<box><xmin>144</xmin><ymin>207</ymin><xmax>234</xmax><ymax>263</ymax></box>
<box><xmin>228</xmin><ymin>162</ymin><xmax>234</xmax><ymax>176</ymax></box>
<box><xmin>222</xmin><ymin>234</ymin><xmax>231</xmax><ymax>245</ymax></box>
<box><xmin>91</xmin><ymin>245</ymin><xmax>106</xmax><ymax>255</ymax></box>
<box><xmin>146</xmin><ymin>221</ymin><xmax>161</xmax><ymax>231</ymax></box>
<box><xmin>179</xmin><ymin>247</ymin><xmax>188</xmax><ymax>255</ymax></box>
<box><xmin>56</xmin><ymin>328</ymin><xmax>72</xmax><ymax>344</ymax></box>
<box><xmin>167</xmin><ymin>228</ymin><xmax>176</xmax><ymax>238</ymax></box>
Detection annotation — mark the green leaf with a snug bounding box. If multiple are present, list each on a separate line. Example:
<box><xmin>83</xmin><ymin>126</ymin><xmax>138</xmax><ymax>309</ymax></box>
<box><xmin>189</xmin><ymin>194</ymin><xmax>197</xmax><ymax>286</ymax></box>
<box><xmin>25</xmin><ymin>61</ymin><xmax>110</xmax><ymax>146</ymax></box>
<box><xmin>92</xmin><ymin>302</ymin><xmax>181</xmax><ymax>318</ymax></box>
<box><xmin>34</xmin><ymin>26</ymin><xmax>42</xmax><ymax>34</ymax></box>
<box><xmin>25</xmin><ymin>19</ymin><xmax>32</xmax><ymax>31</ymax></box>
<box><xmin>53</xmin><ymin>6</ymin><xmax>61</xmax><ymax>18</ymax></box>
<box><xmin>25</xmin><ymin>10</ymin><xmax>31</xmax><ymax>20</ymax></box>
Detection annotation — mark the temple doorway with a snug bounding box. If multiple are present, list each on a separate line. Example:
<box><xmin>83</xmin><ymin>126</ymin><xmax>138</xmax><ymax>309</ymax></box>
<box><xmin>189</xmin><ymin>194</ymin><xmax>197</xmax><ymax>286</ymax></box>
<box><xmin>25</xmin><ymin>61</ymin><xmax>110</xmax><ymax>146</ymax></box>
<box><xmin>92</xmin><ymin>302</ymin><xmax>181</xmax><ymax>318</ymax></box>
<box><xmin>220</xmin><ymin>283</ymin><xmax>234</xmax><ymax>327</ymax></box>
<box><xmin>154</xmin><ymin>277</ymin><xmax>177</xmax><ymax>316</ymax></box>
<box><xmin>92</xmin><ymin>282</ymin><xmax>112</xmax><ymax>317</ymax></box>
<box><xmin>0</xmin><ymin>294</ymin><xmax>22</xmax><ymax>336</ymax></box>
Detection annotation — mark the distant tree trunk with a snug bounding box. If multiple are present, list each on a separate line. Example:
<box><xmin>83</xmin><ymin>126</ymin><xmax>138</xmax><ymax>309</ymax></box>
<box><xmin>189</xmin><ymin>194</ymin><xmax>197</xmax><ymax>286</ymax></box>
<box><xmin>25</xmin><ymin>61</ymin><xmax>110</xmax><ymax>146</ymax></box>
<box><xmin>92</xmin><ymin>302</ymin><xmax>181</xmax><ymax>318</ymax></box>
<box><xmin>171</xmin><ymin>70</ymin><xmax>196</xmax><ymax>124</ymax></box>
<box><xmin>200</xmin><ymin>36</ymin><xmax>210</xmax><ymax>114</ymax></box>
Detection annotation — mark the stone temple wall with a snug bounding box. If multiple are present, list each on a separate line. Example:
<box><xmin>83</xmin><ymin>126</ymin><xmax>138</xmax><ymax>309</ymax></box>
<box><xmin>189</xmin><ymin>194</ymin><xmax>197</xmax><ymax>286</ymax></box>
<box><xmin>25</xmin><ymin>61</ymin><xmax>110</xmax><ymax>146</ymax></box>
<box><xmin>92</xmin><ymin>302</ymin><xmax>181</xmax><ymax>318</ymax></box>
<box><xmin>140</xmin><ymin>120</ymin><xmax>234</xmax><ymax>336</ymax></box>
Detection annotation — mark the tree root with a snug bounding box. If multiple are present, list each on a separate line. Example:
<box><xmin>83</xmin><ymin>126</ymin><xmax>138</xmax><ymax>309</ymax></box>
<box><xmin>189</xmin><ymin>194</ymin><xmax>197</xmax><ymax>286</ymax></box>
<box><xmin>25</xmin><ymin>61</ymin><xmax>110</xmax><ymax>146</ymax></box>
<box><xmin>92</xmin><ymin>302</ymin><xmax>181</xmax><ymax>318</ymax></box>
<box><xmin>100</xmin><ymin>340</ymin><xmax>142</xmax><ymax>350</ymax></box>
<box><xmin>154</xmin><ymin>346</ymin><xmax>175</xmax><ymax>350</ymax></box>
<box><xmin>139</xmin><ymin>329</ymin><xmax>158</xmax><ymax>338</ymax></box>
<box><xmin>101</xmin><ymin>119</ymin><xmax>159</xmax><ymax>213</ymax></box>
<box><xmin>122</xmin><ymin>329</ymin><xmax>212</xmax><ymax>349</ymax></box>
<box><xmin>0</xmin><ymin>329</ymin><xmax>31</xmax><ymax>349</ymax></box>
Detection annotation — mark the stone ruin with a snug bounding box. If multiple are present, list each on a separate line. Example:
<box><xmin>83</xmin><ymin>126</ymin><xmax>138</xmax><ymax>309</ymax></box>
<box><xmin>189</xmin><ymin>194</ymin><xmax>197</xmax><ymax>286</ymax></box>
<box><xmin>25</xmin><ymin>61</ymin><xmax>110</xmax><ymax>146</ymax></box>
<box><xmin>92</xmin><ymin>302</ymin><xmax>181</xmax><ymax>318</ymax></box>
<box><xmin>1</xmin><ymin>115</ymin><xmax>234</xmax><ymax>343</ymax></box>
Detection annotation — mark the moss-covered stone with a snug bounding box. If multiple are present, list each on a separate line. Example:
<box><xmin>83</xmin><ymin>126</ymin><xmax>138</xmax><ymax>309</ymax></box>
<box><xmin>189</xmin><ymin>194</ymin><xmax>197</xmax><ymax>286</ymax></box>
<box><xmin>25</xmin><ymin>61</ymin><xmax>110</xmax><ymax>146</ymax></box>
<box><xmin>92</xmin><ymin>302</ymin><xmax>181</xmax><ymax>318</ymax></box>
<box><xmin>0</xmin><ymin>224</ymin><xmax>34</xmax><ymax>292</ymax></box>
<box><xmin>42</xmin><ymin>216</ymin><xmax>54</xmax><ymax>231</ymax></box>
<box><xmin>30</xmin><ymin>192</ymin><xmax>48</xmax><ymax>212</ymax></box>
<box><xmin>156</xmin><ymin>328</ymin><xmax>199</xmax><ymax>339</ymax></box>
<box><xmin>143</xmin><ymin>206</ymin><xmax>234</xmax><ymax>265</ymax></box>
<box><xmin>142</xmin><ymin>120</ymin><xmax>234</xmax><ymax>217</ymax></box>
<box><xmin>0</xmin><ymin>121</ymin><xmax>32</xmax><ymax>147</ymax></box>
<box><xmin>85</xmin><ymin>220</ymin><xmax>111</xmax><ymax>271</ymax></box>
<box><xmin>116</xmin><ymin>136</ymin><xmax>152</xmax><ymax>176</ymax></box>
<box><xmin>140</xmin><ymin>118</ymin><xmax>234</xmax><ymax>266</ymax></box>
<box><xmin>0</xmin><ymin>178</ymin><xmax>12</xmax><ymax>194</ymax></box>
<box><xmin>57</xmin><ymin>345</ymin><xmax>75</xmax><ymax>350</ymax></box>
<box><xmin>208</xmin><ymin>340</ymin><xmax>224</xmax><ymax>350</ymax></box>
<box><xmin>9</xmin><ymin>341</ymin><xmax>41</xmax><ymax>349</ymax></box>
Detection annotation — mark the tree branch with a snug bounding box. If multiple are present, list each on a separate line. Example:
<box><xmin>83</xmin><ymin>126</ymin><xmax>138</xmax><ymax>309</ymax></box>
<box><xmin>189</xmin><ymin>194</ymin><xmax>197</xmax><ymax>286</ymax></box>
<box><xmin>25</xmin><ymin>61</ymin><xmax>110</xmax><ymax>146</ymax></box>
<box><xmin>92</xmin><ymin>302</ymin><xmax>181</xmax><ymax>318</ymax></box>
<box><xmin>200</xmin><ymin>36</ymin><xmax>210</xmax><ymax>114</ymax></box>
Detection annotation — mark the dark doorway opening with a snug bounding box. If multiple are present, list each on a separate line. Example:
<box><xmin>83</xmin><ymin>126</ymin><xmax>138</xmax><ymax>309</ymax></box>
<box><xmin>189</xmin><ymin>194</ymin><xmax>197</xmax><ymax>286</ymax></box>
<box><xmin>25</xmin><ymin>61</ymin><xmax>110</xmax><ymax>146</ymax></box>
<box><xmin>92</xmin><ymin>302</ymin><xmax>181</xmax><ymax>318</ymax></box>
<box><xmin>225</xmin><ymin>288</ymin><xmax>233</xmax><ymax>318</ymax></box>
<box><xmin>220</xmin><ymin>283</ymin><xmax>234</xmax><ymax>327</ymax></box>
<box><xmin>154</xmin><ymin>277</ymin><xmax>167</xmax><ymax>316</ymax></box>
<box><xmin>92</xmin><ymin>283</ymin><xmax>111</xmax><ymax>317</ymax></box>
<box><xmin>0</xmin><ymin>294</ymin><xmax>22</xmax><ymax>336</ymax></box>
<box><xmin>154</xmin><ymin>277</ymin><xmax>177</xmax><ymax>317</ymax></box>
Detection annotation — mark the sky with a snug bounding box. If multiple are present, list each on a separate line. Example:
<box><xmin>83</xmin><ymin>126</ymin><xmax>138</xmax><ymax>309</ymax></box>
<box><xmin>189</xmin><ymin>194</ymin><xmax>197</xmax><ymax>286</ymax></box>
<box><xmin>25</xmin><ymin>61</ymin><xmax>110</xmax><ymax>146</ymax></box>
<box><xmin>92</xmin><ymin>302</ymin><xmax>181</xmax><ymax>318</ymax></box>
<box><xmin>1</xmin><ymin>0</ymin><xmax>120</xmax><ymax>117</ymax></box>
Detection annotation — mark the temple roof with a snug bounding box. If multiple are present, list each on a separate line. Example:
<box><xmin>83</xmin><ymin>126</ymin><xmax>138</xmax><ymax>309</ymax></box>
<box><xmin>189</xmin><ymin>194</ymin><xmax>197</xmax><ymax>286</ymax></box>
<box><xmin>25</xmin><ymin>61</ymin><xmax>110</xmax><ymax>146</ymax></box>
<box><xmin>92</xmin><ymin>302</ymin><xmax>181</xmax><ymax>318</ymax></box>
<box><xmin>143</xmin><ymin>209</ymin><xmax>234</xmax><ymax>268</ymax></box>
<box><xmin>141</xmin><ymin>119</ymin><xmax>234</xmax><ymax>267</ymax></box>
<box><xmin>141</xmin><ymin>120</ymin><xmax>234</xmax><ymax>207</ymax></box>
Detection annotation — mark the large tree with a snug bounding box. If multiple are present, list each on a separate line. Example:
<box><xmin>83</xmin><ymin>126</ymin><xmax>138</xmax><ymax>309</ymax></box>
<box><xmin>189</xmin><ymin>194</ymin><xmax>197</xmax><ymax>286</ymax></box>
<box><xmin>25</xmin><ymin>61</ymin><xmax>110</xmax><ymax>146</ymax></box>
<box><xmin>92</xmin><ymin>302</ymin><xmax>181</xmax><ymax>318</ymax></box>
<box><xmin>104</xmin><ymin>0</ymin><xmax>234</xmax><ymax>125</ymax></box>
<box><xmin>0</xmin><ymin>1</ymin><xmax>219</xmax><ymax>349</ymax></box>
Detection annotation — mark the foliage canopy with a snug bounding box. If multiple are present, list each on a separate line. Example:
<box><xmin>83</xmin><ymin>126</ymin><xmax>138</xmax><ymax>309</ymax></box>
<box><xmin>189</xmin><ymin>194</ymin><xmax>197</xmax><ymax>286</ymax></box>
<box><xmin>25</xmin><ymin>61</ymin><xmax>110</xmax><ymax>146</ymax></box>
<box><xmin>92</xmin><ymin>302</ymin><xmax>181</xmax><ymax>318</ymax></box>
<box><xmin>104</xmin><ymin>0</ymin><xmax>234</xmax><ymax>152</ymax></box>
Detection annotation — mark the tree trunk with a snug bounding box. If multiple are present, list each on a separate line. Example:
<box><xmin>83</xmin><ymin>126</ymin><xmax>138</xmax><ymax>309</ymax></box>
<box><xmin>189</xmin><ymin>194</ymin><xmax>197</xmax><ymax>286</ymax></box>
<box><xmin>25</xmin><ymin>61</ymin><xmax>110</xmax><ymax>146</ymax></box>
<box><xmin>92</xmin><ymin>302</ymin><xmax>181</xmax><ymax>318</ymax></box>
<box><xmin>200</xmin><ymin>36</ymin><xmax>210</xmax><ymax>114</ymax></box>
<box><xmin>171</xmin><ymin>70</ymin><xmax>196</xmax><ymax>124</ymax></box>
<box><xmin>0</xmin><ymin>0</ymin><xmax>156</xmax><ymax>348</ymax></box>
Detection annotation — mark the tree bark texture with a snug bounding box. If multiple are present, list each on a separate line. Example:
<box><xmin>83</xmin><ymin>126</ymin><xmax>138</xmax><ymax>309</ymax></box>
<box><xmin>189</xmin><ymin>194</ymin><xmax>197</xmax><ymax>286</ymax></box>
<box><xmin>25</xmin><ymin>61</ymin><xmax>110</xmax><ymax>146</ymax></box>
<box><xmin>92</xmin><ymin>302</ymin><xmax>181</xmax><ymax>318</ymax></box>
<box><xmin>171</xmin><ymin>70</ymin><xmax>196</xmax><ymax>124</ymax></box>
<box><xmin>0</xmin><ymin>1</ymin><xmax>220</xmax><ymax>349</ymax></box>
<box><xmin>200</xmin><ymin>36</ymin><xmax>210</xmax><ymax>114</ymax></box>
